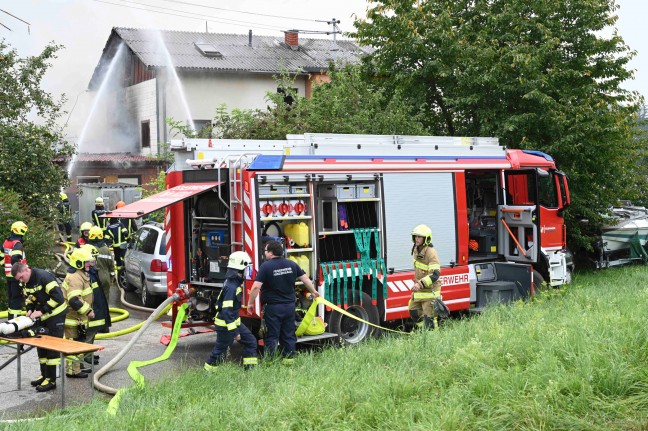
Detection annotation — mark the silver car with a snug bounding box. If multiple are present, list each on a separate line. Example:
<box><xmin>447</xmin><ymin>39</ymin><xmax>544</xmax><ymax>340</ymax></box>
<box><xmin>124</xmin><ymin>221</ymin><xmax>168</xmax><ymax>307</ymax></box>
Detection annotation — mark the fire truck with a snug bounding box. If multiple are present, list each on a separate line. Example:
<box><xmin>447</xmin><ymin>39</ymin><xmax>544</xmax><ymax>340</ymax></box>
<box><xmin>109</xmin><ymin>133</ymin><xmax>573</xmax><ymax>343</ymax></box>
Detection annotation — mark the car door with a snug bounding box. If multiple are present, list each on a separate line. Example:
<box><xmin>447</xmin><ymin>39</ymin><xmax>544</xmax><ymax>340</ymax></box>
<box><xmin>126</xmin><ymin>228</ymin><xmax>149</xmax><ymax>288</ymax></box>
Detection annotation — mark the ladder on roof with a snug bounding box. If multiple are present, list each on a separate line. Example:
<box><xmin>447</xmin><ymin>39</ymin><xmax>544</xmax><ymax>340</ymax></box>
<box><xmin>178</xmin><ymin>133</ymin><xmax>505</xmax><ymax>164</ymax></box>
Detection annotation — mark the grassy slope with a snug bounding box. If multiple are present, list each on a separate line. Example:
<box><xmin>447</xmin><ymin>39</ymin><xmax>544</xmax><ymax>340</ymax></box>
<box><xmin>6</xmin><ymin>267</ymin><xmax>648</xmax><ymax>431</ymax></box>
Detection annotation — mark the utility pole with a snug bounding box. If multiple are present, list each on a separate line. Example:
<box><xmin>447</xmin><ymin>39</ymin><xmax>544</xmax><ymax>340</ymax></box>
<box><xmin>315</xmin><ymin>18</ymin><xmax>341</xmax><ymax>62</ymax></box>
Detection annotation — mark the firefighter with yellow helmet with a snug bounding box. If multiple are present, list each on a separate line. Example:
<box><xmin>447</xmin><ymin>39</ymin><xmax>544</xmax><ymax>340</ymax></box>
<box><xmin>409</xmin><ymin>224</ymin><xmax>442</xmax><ymax>330</ymax></box>
<box><xmin>62</xmin><ymin>247</ymin><xmax>95</xmax><ymax>378</ymax></box>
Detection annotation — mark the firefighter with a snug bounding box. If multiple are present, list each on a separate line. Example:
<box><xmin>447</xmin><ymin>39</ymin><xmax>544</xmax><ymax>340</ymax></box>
<box><xmin>247</xmin><ymin>240</ymin><xmax>319</xmax><ymax>363</ymax></box>
<box><xmin>115</xmin><ymin>201</ymin><xmax>138</xmax><ymax>238</ymax></box>
<box><xmin>87</xmin><ymin>226</ymin><xmax>114</xmax><ymax>305</ymax></box>
<box><xmin>12</xmin><ymin>262</ymin><xmax>68</xmax><ymax>392</ymax></box>
<box><xmin>204</xmin><ymin>251</ymin><xmax>258</xmax><ymax>372</ymax></box>
<box><xmin>81</xmin><ymin>244</ymin><xmax>110</xmax><ymax>362</ymax></box>
<box><xmin>106</xmin><ymin>217</ymin><xmax>128</xmax><ymax>277</ymax></box>
<box><xmin>75</xmin><ymin>221</ymin><xmax>93</xmax><ymax>248</ymax></box>
<box><xmin>57</xmin><ymin>192</ymin><xmax>73</xmax><ymax>242</ymax></box>
<box><xmin>62</xmin><ymin>247</ymin><xmax>95</xmax><ymax>378</ymax></box>
<box><xmin>3</xmin><ymin>221</ymin><xmax>28</xmax><ymax>319</ymax></box>
<box><xmin>409</xmin><ymin>224</ymin><xmax>442</xmax><ymax>330</ymax></box>
<box><xmin>91</xmin><ymin>197</ymin><xmax>108</xmax><ymax>234</ymax></box>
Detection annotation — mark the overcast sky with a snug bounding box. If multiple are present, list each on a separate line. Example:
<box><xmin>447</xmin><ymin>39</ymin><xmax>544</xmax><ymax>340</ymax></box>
<box><xmin>1</xmin><ymin>0</ymin><xmax>647</xmax><ymax>138</ymax></box>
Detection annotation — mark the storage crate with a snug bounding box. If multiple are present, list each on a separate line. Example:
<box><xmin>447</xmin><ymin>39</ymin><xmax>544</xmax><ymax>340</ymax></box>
<box><xmin>336</xmin><ymin>185</ymin><xmax>356</xmax><ymax>199</ymax></box>
<box><xmin>355</xmin><ymin>184</ymin><xmax>376</xmax><ymax>198</ymax></box>
<box><xmin>259</xmin><ymin>184</ymin><xmax>290</xmax><ymax>195</ymax></box>
<box><xmin>290</xmin><ymin>185</ymin><xmax>308</xmax><ymax>194</ymax></box>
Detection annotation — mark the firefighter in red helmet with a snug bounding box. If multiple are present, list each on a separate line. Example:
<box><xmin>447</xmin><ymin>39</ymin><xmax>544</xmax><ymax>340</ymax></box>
<box><xmin>409</xmin><ymin>224</ymin><xmax>442</xmax><ymax>330</ymax></box>
<box><xmin>3</xmin><ymin>221</ymin><xmax>28</xmax><ymax>318</ymax></box>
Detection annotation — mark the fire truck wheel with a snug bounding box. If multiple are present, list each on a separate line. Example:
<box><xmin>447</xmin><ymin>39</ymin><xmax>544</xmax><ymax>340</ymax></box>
<box><xmin>327</xmin><ymin>292</ymin><xmax>380</xmax><ymax>344</ymax></box>
<box><xmin>533</xmin><ymin>270</ymin><xmax>547</xmax><ymax>291</ymax></box>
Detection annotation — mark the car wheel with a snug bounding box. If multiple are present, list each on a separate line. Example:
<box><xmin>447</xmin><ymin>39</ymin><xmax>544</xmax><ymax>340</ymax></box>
<box><xmin>327</xmin><ymin>292</ymin><xmax>380</xmax><ymax>344</ymax></box>
<box><xmin>141</xmin><ymin>275</ymin><xmax>157</xmax><ymax>308</ymax></box>
<box><xmin>121</xmin><ymin>269</ymin><xmax>137</xmax><ymax>292</ymax></box>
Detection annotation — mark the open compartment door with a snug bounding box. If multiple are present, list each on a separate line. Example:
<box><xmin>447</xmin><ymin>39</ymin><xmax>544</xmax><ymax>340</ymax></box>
<box><xmin>499</xmin><ymin>170</ymin><xmax>538</xmax><ymax>263</ymax></box>
<box><xmin>101</xmin><ymin>182</ymin><xmax>221</xmax><ymax>219</ymax></box>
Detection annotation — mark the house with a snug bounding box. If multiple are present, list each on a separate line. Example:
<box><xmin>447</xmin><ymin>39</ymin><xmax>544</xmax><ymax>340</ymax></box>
<box><xmin>87</xmin><ymin>27</ymin><xmax>371</xmax><ymax>157</ymax></box>
<box><xmin>63</xmin><ymin>27</ymin><xmax>368</xmax><ymax>222</ymax></box>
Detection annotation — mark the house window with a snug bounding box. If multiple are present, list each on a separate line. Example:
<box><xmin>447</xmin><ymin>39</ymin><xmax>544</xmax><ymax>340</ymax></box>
<box><xmin>193</xmin><ymin>120</ymin><xmax>212</xmax><ymax>137</ymax></box>
<box><xmin>118</xmin><ymin>176</ymin><xmax>141</xmax><ymax>185</ymax></box>
<box><xmin>77</xmin><ymin>176</ymin><xmax>100</xmax><ymax>185</ymax></box>
<box><xmin>194</xmin><ymin>43</ymin><xmax>223</xmax><ymax>58</ymax></box>
<box><xmin>277</xmin><ymin>87</ymin><xmax>298</xmax><ymax>105</ymax></box>
<box><xmin>141</xmin><ymin>120</ymin><xmax>151</xmax><ymax>148</ymax></box>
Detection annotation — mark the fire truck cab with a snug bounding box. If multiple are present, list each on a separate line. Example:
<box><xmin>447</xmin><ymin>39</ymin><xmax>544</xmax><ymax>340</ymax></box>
<box><xmin>109</xmin><ymin>134</ymin><xmax>572</xmax><ymax>343</ymax></box>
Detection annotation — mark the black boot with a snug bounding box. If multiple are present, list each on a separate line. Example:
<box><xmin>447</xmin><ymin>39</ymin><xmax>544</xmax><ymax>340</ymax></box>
<box><xmin>36</xmin><ymin>378</ymin><xmax>56</xmax><ymax>392</ymax></box>
<box><xmin>423</xmin><ymin>316</ymin><xmax>435</xmax><ymax>330</ymax></box>
<box><xmin>31</xmin><ymin>363</ymin><xmax>48</xmax><ymax>386</ymax></box>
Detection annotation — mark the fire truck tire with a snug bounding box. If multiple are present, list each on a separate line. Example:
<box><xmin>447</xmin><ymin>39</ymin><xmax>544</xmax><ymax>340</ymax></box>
<box><xmin>533</xmin><ymin>270</ymin><xmax>547</xmax><ymax>291</ymax></box>
<box><xmin>327</xmin><ymin>292</ymin><xmax>380</xmax><ymax>344</ymax></box>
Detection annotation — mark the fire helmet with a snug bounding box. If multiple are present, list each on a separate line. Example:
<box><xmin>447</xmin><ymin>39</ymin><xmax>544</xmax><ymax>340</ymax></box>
<box><xmin>69</xmin><ymin>247</ymin><xmax>94</xmax><ymax>270</ymax></box>
<box><xmin>411</xmin><ymin>224</ymin><xmax>433</xmax><ymax>246</ymax></box>
<box><xmin>227</xmin><ymin>251</ymin><xmax>252</xmax><ymax>270</ymax></box>
<box><xmin>81</xmin><ymin>244</ymin><xmax>99</xmax><ymax>259</ymax></box>
<box><xmin>95</xmin><ymin>197</ymin><xmax>104</xmax><ymax>206</ymax></box>
<box><xmin>88</xmin><ymin>226</ymin><xmax>104</xmax><ymax>240</ymax></box>
<box><xmin>80</xmin><ymin>222</ymin><xmax>93</xmax><ymax>233</ymax></box>
<box><xmin>116</xmin><ymin>201</ymin><xmax>126</xmax><ymax>208</ymax></box>
<box><xmin>11</xmin><ymin>221</ymin><xmax>28</xmax><ymax>236</ymax></box>
<box><xmin>60</xmin><ymin>192</ymin><xmax>68</xmax><ymax>201</ymax></box>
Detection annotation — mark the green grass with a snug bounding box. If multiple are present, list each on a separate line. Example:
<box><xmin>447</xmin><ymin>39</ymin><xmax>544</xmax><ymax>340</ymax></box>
<box><xmin>5</xmin><ymin>267</ymin><xmax>648</xmax><ymax>430</ymax></box>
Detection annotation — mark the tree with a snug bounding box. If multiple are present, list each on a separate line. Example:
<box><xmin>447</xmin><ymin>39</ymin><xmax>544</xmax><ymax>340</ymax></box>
<box><xmin>353</xmin><ymin>0</ymin><xmax>648</xmax><ymax>248</ymax></box>
<box><xmin>0</xmin><ymin>40</ymin><xmax>75</xmax><ymax>220</ymax></box>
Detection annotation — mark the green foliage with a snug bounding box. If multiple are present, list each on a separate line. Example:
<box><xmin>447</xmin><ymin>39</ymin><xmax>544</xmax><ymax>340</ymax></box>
<box><xmin>8</xmin><ymin>266</ymin><xmax>648</xmax><ymax>429</ymax></box>
<box><xmin>352</xmin><ymin>0</ymin><xmax>648</xmax><ymax>249</ymax></box>
<box><xmin>0</xmin><ymin>188</ymin><xmax>56</xmax><ymax>308</ymax></box>
<box><xmin>140</xmin><ymin>171</ymin><xmax>166</xmax><ymax>223</ymax></box>
<box><xmin>0</xmin><ymin>40</ymin><xmax>75</xmax><ymax>220</ymax></box>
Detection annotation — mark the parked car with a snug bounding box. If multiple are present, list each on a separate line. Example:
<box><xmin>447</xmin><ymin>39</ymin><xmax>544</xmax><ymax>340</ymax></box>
<box><xmin>123</xmin><ymin>221</ymin><xmax>167</xmax><ymax>307</ymax></box>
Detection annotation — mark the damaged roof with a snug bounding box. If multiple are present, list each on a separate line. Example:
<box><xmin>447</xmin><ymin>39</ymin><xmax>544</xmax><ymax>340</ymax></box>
<box><xmin>89</xmin><ymin>27</ymin><xmax>371</xmax><ymax>88</ymax></box>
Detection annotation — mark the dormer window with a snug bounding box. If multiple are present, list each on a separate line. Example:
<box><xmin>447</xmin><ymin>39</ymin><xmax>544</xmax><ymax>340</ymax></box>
<box><xmin>194</xmin><ymin>43</ymin><xmax>223</xmax><ymax>58</ymax></box>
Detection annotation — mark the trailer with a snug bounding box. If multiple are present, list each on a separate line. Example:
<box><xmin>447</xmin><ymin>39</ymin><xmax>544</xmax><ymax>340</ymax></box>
<box><xmin>107</xmin><ymin>134</ymin><xmax>573</xmax><ymax>343</ymax></box>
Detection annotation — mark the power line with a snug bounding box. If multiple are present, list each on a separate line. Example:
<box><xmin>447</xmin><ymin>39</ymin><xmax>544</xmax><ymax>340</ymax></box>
<box><xmin>156</xmin><ymin>0</ymin><xmax>321</xmax><ymax>23</ymax></box>
<box><xmin>0</xmin><ymin>8</ymin><xmax>31</xmax><ymax>33</ymax></box>
<box><xmin>92</xmin><ymin>0</ymin><xmax>287</xmax><ymax>33</ymax></box>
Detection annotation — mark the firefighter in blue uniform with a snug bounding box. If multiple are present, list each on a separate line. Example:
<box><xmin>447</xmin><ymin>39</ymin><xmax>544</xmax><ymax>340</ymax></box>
<box><xmin>91</xmin><ymin>197</ymin><xmax>108</xmax><ymax>234</ymax></box>
<box><xmin>57</xmin><ymin>192</ymin><xmax>73</xmax><ymax>242</ymax></box>
<box><xmin>12</xmin><ymin>263</ymin><xmax>68</xmax><ymax>392</ymax></box>
<box><xmin>204</xmin><ymin>251</ymin><xmax>258</xmax><ymax>371</ymax></box>
<box><xmin>247</xmin><ymin>240</ymin><xmax>319</xmax><ymax>363</ymax></box>
<box><xmin>3</xmin><ymin>221</ymin><xmax>28</xmax><ymax>319</ymax></box>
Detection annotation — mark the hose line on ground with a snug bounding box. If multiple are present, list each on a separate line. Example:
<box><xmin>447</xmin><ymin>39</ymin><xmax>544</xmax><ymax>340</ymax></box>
<box><xmin>93</xmin><ymin>295</ymin><xmax>177</xmax><ymax>395</ymax></box>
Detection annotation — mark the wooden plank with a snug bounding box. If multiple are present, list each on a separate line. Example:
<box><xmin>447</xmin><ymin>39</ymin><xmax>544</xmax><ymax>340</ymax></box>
<box><xmin>0</xmin><ymin>335</ymin><xmax>103</xmax><ymax>356</ymax></box>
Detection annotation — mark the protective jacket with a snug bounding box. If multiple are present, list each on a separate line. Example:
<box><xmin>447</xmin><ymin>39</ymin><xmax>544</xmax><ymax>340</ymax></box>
<box><xmin>22</xmin><ymin>268</ymin><xmax>68</xmax><ymax>321</ymax></box>
<box><xmin>3</xmin><ymin>236</ymin><xmax>26</xmax><ymax>277</ymax></box>
<box><xmin>87</xmin><ymin>267</ymin><xmax>111</xmax><ymax>332</ymax></box>
<box><xmin>412</xmin><ymin>244</ymin><xmax>441</xmax><ymax>295</ymax></box>
<box><xmin>214</xmin><ymin>269</ymin><xmax>244</xmax><ymax>331</ymax></box>
<box><xmin>91</xmin><ymin>208</ymin><xmax>108</xmax><ymax>232</ymax></box>
<box><xmin>106</xmin><ymin>220</ymin><xmax>129</xmax><ymax>248</ymax></box>
<box><xmin>62</xmin><ymin>269</ymin><xmax>94</xmax><ymax>328</ymax></box>
<box><xmin>57</xmin><ymin>199</ymin><xmax>73</xmax><ymax>223</ymax></box>
<box><xmin>89</xmin><ymin>239</ymin><xmax>114</xmax><ymax>300</ymax></box>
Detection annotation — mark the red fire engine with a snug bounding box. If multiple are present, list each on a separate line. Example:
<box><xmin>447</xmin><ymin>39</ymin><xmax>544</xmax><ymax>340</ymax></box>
<box><xmin>109</xmin><ymin>134</ymin><xmax>573</xmax><ymax>343</ymax></box>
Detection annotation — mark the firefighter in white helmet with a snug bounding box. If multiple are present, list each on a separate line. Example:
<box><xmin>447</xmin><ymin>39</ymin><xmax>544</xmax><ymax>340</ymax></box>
<box><xmin>204</xmin><ymin>251</ymin><xmax>258</xmax><ymax>371</ymax></box>
<box><xmin>91</xmin><ymin>197</ymin><xmax>108</xmax><ymax>234</ymax></box>
<box><xmin>409</xmin><ymin>224</ymin><xmax>442</xmax><ymax>330</ymax></box>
